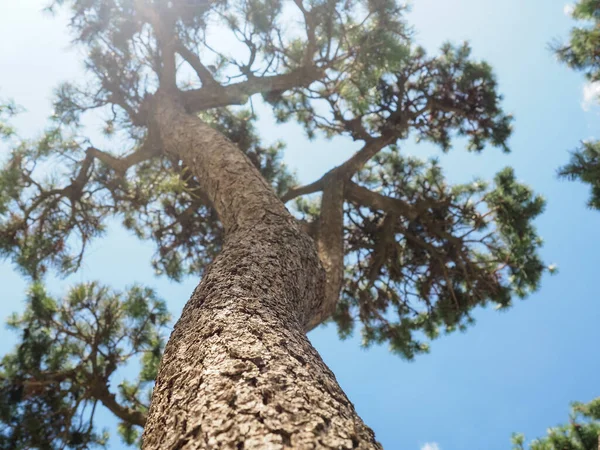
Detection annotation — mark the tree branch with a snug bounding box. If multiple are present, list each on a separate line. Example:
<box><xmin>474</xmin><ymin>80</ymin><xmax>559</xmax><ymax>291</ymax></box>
<box><xmin>71</xmin><ymin>152</ymin><xmax>96</xmax><ymax>193</ymax></box>
<box><xmin>182</xmin><ymin>66</ymin><xmax>323</xmax><ymax>113</ymax></box>
<box><xmin>281</xmin><ymin>178</ymin><xmax>326</xmax><ymax>203</ymax></box>
<box><xmin>292</xmin><ymin>0</ymin><xmax>318</xmax><ymax>67</ymax></box>
<box><xmin>345</xmin><ymin>181</ymin><xmax>464</xmax><ymax>249</ymax></box>
<box><xmin>15</xmin><ymin>369</ymin><xmax>79</xmax><ymax>398</ymax></box>
<box><xmin>297</xmin><ymin>218</ymin><xmax>319</xmax><ymax>240</ymax></box>
<box><xmin>335</xmin><ymin>133</ymin><xmax>398</xmax><ymax>178</ymax></box>
<box><xmin>345</xmin><ymin>181</ymin><xmax>419</xmax><ymax>220</ymax></box>
<box><xmin>279</xmin><ymin>139</ymin><xmax>404</xmax><ymax>328</ymax></box>
<box><xmin>306</xmin><ymin>176</ymin><xmax>345</xmax><ymax>331</ymax></box>
<box><xmin>133</xmin><ymin>0</ymin><xmax>177</xmax><ymax>90</ymax></box>
<box><xmin>86</xmin><ymin>136</ymin><xmax>160</xmax><ymax>176</ymax></box>
<box><xmin>107</xmin><ymin>94</ymin><xmax>144</xmax><ymax>127</ymax></box>
<box><xmin>12</xmin><ymin>369</ymin><xmax>146</xmax><ymax>427</ymax></box>
<box><xmin>175</xmin><ymin>40</ymin><xmax>220</xmax><ymax>88</ymax></box>
<box><xmin>280</xmin><ymin>135</ymin><xmax>396</xmax><ymax>203</ymax></box>
<box><xmin>365</xmin><ymin>213</ymin><xmax>398</xmax><ymax>287</ymax></box>
<box><xmin>90</xmin><ymin>379</ymin><xmax>147</xmax><ymax>427</ymax></box>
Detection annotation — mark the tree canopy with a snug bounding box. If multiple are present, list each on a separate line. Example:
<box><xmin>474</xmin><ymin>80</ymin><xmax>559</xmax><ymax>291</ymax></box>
<box><xmin>503</xmin><ymin>3</ymin><xmax>600</xmax><ymax>448</ymax></box>
<box><xmin>556</xmin><ymin>0</ymin><xmax>600</xmax><ymax>209</ymax></box>
<box><xmin>511</xmin><ymin>398</ymin><xmax>600</xmax><ymax>450</ymax></box>
<box><xmin>0</xmin><ymin>0</ymin><xmax>550</xmax><ymax>447</ymax></box>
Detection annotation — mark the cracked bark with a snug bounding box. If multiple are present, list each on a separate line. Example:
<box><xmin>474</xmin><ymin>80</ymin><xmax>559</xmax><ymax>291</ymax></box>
<box><xmin>141</xmin><ymin>93</ymin><xmax>382</xmax><ymax>449</ymax></box>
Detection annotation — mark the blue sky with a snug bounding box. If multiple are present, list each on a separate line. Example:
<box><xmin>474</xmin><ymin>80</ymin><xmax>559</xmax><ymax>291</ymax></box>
<box><xmin>1</xmin><ymin>1</ymin><xmax>600</xmax><ymax>449</ymax></box>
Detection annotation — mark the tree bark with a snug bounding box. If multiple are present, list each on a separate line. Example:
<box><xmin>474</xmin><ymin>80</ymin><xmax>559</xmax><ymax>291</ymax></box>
<box><xmin>307</xmin><ymin>177</ymin><xmax>345</xmax><ymax>331</ymax></box>
<box><xmin>141</xmin><ymin>94</ymin><xmax>382</xmax><ymax>449</ymax></box>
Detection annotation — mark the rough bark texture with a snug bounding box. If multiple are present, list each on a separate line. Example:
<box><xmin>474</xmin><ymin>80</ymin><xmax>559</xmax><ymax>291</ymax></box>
<box><xmin>307</xmin><ymin>177</ymin><xmax>345</xmax><ymax>331</ymax></box>
<box><xmin>141</xmin><ymin>94</ymin><xmax>382</xmax><ymax>449</ymax></box>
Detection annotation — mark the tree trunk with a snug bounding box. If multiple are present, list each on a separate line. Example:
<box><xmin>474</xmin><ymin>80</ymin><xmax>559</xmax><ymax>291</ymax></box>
<box><xmin>141</xmin><ymin>94</ymin><xmax>382</xmax><ymax>449</ymax></box>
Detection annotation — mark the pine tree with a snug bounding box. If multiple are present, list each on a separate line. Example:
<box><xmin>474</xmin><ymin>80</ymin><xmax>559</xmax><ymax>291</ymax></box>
<box><xmin>0</xmin><ymin>0</ymin><xmax>549</xmax><ymax>448</ymax></box>
<box><xmin>555</xmin><ymin>0</ymin><xmax>600</xmax><ymax>209</ymax></box>
<box><xmin>511</xmin><ymin>398</ymin><xmax>600</xmax><ymax>450</ymax></box>
<box><xmin>504</xmin><ymin>6</ymin><xmax>600</xmax><ymax>447</ymax></box>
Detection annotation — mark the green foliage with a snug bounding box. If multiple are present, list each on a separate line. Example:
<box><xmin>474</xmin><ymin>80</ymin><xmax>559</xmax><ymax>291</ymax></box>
<box><xmin>0</xmin><ymin>107</ymin><xmax>295</xmax><ymax>280</ymax></box>
<box><xmin>117</xmin><ymin>422</ymin><xmax>140</xmax><ymax>447</ymax></box>
<box><xmin>0</xmin><ymin>283</ymin><xmax>169</xmax><ymax>449</ymax></box>
<box><xmin>555</xmin><ymin>0</ymin><xmax>600</xmax><ymax>82</ymax></box>
<box><xmin>0</xmin><ymin>125</ymin><xmax>110</xmax><ymax>279</ymax></box>
<box><xmin>274</xmin><ymin>41</ymin><xmax>512</xmax><ymax>153</ymax></box>
<box><xmin>1</xmin><ymin>0</ymin><xmax>548</xmax><ymax>360</ymax></box>
<box><xmin>559</xmin><ymin>140</ymin><xmax>600</xmax><ymax>209</ymax></box>
<box><xmin>0</xmin><ymin>0</ymin><xmax>553</xmax><ymax>443</ymax></box>
<box><xmin>326</xmin><ymin>149</ymin><xmax>546</xmax><ymax>358</ymax></box>
<box><xmin>555</xmin><ymin>0</ymin><xmax>600</xmax><ymax>209</ymax></box>
<box><xmin>0</xmin><ymin>101</ymin><xmax>21</xmax><ymax>141</ymax></box>
<box><xmin>512</xmin><ymin>397</ymin><xmax>600</xmax><ymax>450</ymax></box>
